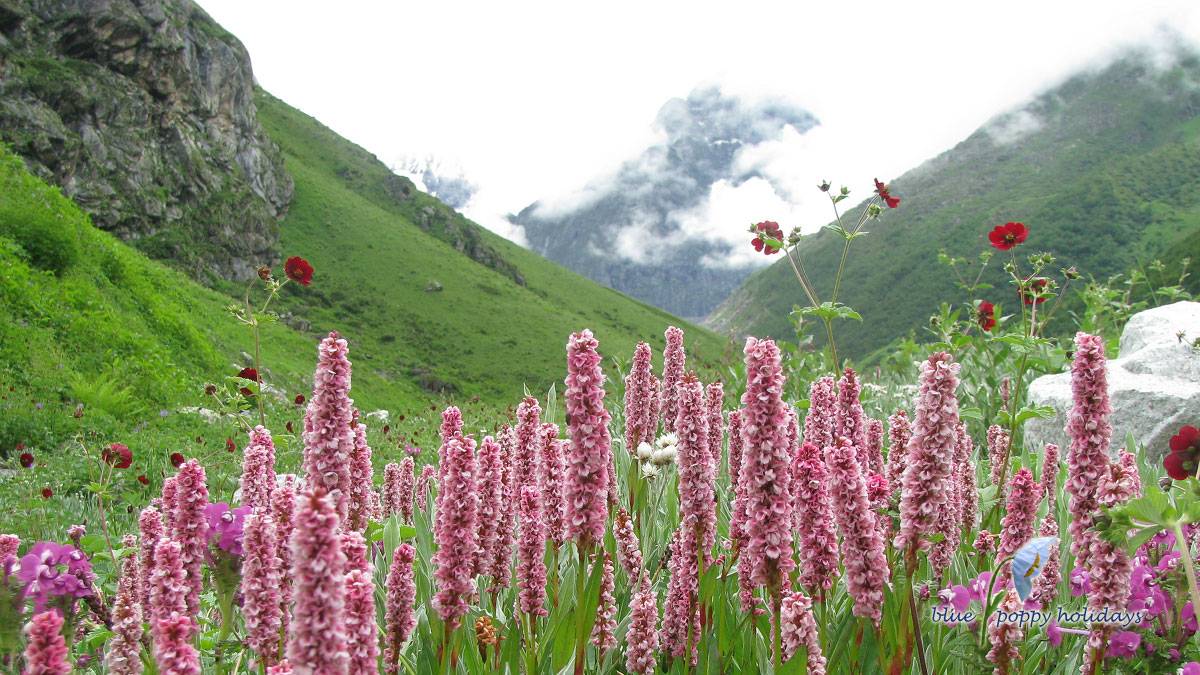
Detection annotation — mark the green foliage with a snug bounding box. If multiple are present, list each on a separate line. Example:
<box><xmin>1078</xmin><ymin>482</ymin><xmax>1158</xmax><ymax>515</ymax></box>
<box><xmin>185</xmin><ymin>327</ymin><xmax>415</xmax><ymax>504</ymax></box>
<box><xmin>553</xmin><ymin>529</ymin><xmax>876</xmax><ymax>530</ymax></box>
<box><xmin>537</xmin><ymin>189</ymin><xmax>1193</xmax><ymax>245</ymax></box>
<box><xmin>0</xmin><ymin>149</ymin><xmax>82</xmax><ymax>274</ymax></box>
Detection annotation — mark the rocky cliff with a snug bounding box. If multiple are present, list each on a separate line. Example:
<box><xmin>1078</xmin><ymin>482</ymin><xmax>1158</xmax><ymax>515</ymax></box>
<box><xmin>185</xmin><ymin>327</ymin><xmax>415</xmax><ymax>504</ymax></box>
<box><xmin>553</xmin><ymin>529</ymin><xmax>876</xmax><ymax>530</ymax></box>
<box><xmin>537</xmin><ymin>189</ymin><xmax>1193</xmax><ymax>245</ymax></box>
<box><xmin>0</xmin><ymin>0</ymin><xmax>292</xmax><ymax>281</ymax></box>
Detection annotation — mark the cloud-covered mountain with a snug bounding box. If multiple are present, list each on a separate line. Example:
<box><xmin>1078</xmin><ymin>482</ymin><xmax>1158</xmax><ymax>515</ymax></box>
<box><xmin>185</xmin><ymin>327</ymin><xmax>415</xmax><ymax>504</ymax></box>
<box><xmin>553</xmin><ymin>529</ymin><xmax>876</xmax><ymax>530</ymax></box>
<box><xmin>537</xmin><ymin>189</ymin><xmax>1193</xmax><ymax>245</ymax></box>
<box><xmin>397</xmin><ymin>156</ymin><xmax>478</xmax><ymax>210</ymax></box>
<box><xmin>509</xmin><ymin>86</ymin><xmax>817</xmax><ymax>319</ymax></box>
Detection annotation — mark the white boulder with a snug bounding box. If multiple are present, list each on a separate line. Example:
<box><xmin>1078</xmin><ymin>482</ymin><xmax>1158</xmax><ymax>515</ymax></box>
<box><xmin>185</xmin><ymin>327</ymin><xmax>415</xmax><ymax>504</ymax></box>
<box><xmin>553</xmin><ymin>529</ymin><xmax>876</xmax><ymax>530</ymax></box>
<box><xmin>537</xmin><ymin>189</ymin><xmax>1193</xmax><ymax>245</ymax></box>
<box><xmin>1024</xmin><ymin>301</ymin><xmax>1200</xmax><ymax>461</ymax></box>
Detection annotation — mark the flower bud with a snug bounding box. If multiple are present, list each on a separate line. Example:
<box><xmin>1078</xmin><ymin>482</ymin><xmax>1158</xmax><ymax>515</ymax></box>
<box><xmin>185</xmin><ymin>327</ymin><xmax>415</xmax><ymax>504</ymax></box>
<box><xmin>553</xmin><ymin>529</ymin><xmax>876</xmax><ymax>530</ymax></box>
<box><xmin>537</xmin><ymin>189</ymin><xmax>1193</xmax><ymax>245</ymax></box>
<box><xmin>257</xmin><ymin>266</ymin><xmax>272</xmax><ymax>281</ymax></box>
<box><xmin>818</xmin><ymin>180</ymin><xmax>831</xmax><ymax>192</ymax></box>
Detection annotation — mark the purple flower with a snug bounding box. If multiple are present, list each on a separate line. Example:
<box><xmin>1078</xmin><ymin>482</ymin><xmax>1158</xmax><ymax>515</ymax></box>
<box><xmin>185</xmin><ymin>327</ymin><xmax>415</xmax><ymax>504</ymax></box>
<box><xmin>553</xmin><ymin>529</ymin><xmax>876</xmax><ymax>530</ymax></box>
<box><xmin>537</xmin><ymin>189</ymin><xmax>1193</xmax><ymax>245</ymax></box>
<box><xmin>1047</xmin><ymin>619</ymin><xmax>1063</xmax><ymax>647</ymax></box>
<box><xmin>18</xmin><ymin>542</ymin><xmax>94</xmax><ymax>612</ymax></box>
<box><xmin>938</xmin><ymin>585</ymin><xmax>973</xmax><ymax>612</ymax></box>
<box><xmin>1106</xmin><ymin>631</ymin><xmax>1140</xmax><ymax>658</ymax></box>
<box><xmin>1069</xmin><ymin>567</ymin><xmax>1091</xmax><ymax>597</ymax></box>
<box><xmin>204</xmin><ymin>503</ymin><xmax>251</xmax><ymax>556</ymax></box>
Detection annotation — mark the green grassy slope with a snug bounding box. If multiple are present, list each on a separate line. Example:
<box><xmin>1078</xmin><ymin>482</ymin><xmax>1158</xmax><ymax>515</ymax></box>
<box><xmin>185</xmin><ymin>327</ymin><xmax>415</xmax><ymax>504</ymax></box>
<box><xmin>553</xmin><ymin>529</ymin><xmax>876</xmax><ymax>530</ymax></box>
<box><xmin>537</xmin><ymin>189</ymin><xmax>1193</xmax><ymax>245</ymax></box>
<box><xmin>710</xmin><ymin>52</ymin><xmax>1200</xmax><ymax>356</ymax></box>
<box><xmin>254</xmin><ymin>92</ymin><xmax>729</xmax><ymax>401</ymax></box>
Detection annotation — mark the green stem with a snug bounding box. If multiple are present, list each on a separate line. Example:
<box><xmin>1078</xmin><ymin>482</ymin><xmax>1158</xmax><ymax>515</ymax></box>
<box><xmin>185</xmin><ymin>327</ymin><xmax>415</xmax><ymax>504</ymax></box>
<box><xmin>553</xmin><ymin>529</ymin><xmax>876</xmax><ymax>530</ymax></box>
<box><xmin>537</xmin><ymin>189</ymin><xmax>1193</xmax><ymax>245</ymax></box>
<box><xmin>823</xmin><ymin>318</ymin><xmax>839</xmax><ymax>371</ymax></box>
<box><xmin>771</xmin><ymin>588</ymin><xmax>783</xmax><ymax>671</ymax></box>
<box><xmin>1172</xmin><ymin>522</ymin><xmax>1200</xmax><ymax>647</ymax></box>
<box><xmin>573</xmin><ymin>544</ymin><xmax>591</xmax><ymax>675</ymax></box>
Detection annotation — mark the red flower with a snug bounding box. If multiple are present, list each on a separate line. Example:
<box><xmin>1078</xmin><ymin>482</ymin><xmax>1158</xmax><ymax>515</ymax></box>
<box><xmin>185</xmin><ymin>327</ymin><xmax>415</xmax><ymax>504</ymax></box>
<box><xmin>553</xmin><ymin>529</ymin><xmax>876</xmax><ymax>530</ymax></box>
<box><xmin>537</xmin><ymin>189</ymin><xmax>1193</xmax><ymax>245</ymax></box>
<box><xmin>226</xmin><ymin>438</ymin><xmax>236</xmax><ymax>453</ymax></box>
<box><xmin>102</xmin><ymin>443</ymin><xmax>133</xmax><ymax>469</ymax></box>
<box><xmin>41</xmin><ymin>487</ymin><xmax>53</xmax><ymax>499</ymax></box>
<box><xmin>977</xmin><ymin>301</ymin><xmax>997</xmax><ymax>332</ymax></box>
<box><xmin>1022</xmin><ymin>278</ymin><xmax>1049</xmax><ymax>305</ymax></box>
<box><xmin>170</xmin><ymin>452</ymin><xmax>185</xmax><ymax>468</ymax></box>
<box><xmin>237</xmin><ymin>367</ymin><xmax>261</xmax><ymax>382</ymax></box>
<box><xmin>294</xmin><ymin>394</ymin><xmax>305</xmax><ymax>406</ymax></box>
<box><xmin>750</xmin><ymin>220</ymin><xmax>784</xmax><ymax>256</ymax></box>
<box><xmin>874</xmin><ymin>178</ymin><xmax>901</xmax><ymax>208</ymax></box>
<box><xmin>239</xmin><ymin>387</ymin><xmax>255</xmax><ymax>399</ymax></box>
<box><xmin>1165</xmin><ymin>425</ymin><xmax>1200</xmax><ymax>480</ymax></box>
<box><xmin>988</xmin><ymin>222</ymin><xmax>1028</xmax><ymax>251</ymax></box>
<box><xmin>286</xmin><ymin>421</ymin><xmax>294</xmax><ymax>434</ymax></box>
<box><xmin>19</xmin><ymin>452</ymin><xmax>34</xmax><ymax>468</ymax></box>
<box><xmin>284</xmin><ymin>256</ymin><xmax>314</xmax><ymax>286</ymax></box>
<box><xmin>383</xmin><ymin>425</ymin><xmax>390</xmax><ymax>435</ymax></box>
<box><xmin>137</xmin><ymin>474</ymin><xmax>150</xmax><ymax>486</ymax></box>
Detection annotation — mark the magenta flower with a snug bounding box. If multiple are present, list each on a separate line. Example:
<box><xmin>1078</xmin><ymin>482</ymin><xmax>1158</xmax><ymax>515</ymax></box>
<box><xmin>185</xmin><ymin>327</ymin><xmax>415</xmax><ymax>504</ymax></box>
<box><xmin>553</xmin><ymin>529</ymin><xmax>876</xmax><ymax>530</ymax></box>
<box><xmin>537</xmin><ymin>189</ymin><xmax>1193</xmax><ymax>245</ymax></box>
<box><xmin>23</xmin><ymin>610</ymin><xmax>70</xmax><ymax>675</ymax></box>
<box><xmin>137</xmin><ymin>507</ymin><xmax>163</xmax><ymax>609</ymax></box>
<box><xmin>986</xmin><ymin>590</ymin><xmax>1023</xmax><ymax>673</ymax></box>
<box><xmin>836</xmin><ymin>368</ymin><xmax>867</xmax><ymax>467</ymax></box>
<box><xmin>103</xmin><ymin>556</ymin><xmax>143</xmax><ymax>675</ymax></box>
<box><xmin>1066</xmin><ymin>332</ymin><xmax>1112</xmax><ymax>568</ymax></box>
<box><xmin>516</xmin><ymin>485</ymin><xmax>548</xmax><ymax>617</ymax></box>
<box><xmin>171</xmin><ymin>459</ymin><xmax>208</xmax><ymax>619</ymax></box>
<box><xmin>539</xmin><ymin>425</ymin><xmax>568</xmax><ymax>546</ymax></box>
<box><xmin>1084</xmin><ymin>457</ymin><xmax>1139</xmax><ymax>664</ymax></box>
<box><xmin>885</xmin><ymin>408</ymin><xmax>912</xmax><ymax>491</ymax></box>
<box><xmin>614</xmin><ymin>508</ymin><xmax>644</xmax><ymax>581</ymax></box>
<box><xmin>241</xmin><ymin>513</ymin><xmax>283</xmax><ymax>666</ymax></box>
<box><xmin>705</xmin><ymin>381</ymin><xmax>725</xmax><ymax>470</ymax></box>
<box><xmin>791</xmin><ymin>442</ymin><xmax>839</xmax><ymax>595</ymax></box>
<box><xmin>661</xmin><ymin>326</ymin><xmax>686</xmax><ymax>434</ymax></box>
<box><xmin>302</xmin><ymin>332</ymin><xmax>355</xmax><ymax>522</ymax></box>
<box><xmin>677</xmin><ymin>375</ymin><xmax>717</xmax><ymax>558</ymax></box>
<box><xmin>474</xmin><ymin>436</ymin><xmax>506</xmax><ymax>578</ymax></box>
<box><xmin>286</xmin><ymin>489</ymin><xmax>349</xmax><ymax>672</ymax></box>
<box><xmin>564</xmin><ymin>329</ymin><xmax>613</xmax><ymax>547</ymax></box>
<box><xmin>591</xmin><ymin>553</ymin><xmax>618</xmax><ymax>652</ymax></box>
<box><xmin>997</xmin><ymin>468</ymin><xmax>1040</xmax><ymax>586</ymax></box>
<box><xmin>344</xmin><ymin>567</ymin><xmax>379</xmax><ymax>674</ymax></box>
<box><xmin>803</xmin><ymin>376</ymin><xmax>836</xmax><ymax>453</ymax></box>
<box><xmin>780</xmin><ymin>588</ymin><xmax>827</xmax><ymax>673</ymax></box>
<box><xmin>203</xmin><ymin>503</ymin><xmax>250</xmax><ymax>556</ymax></box>
<box><xmin>19</xmin><ymin>542</ymin><xmax>94</xmax><ymax>613</ymax></box>
<box><xmin>346</xmin><ymin>412</ymin><xmax>375</xmax><ymax>532</ymax></box>
<box><xmin>827</xmin><ymin>437</ymin><xmax>890</xmax><ymax>626</ymax></box>
<box><xmin>240</xmin><ymin>425</ymin><xmax>277</xmax><ymax>513</ymax></box>
<box><xmin>624</xmin><ymin>342</ymin><xmax>659</xmax><ymax>452</ymax></box>
<box><xmin>384</xmin><ymin>544</ymin><xmax>417</xmax><ymax>675</ymax></box>
<box><xmin>895</xmin><ymin>352</ymin><xmax>962</xmax><ymax>556</ymax></box>
<box><xmin>432</xmin><ymin>437</ymin><xmax>479</xmax><ymax>628</ymax></box>
<box><xmin>0</xmin><ymin>534</ymin><xmax>17</xmax><ymax>563</ymax></box>
<box><xmin>739</xmin><ymin>337</ymin><xmax>795</xmax><ymax>593</ymax></box>
<box><xmin>625</xmin><ymin>573</ymin><xmax>660</xmax><ymax>675</ymax></box>
<box><xmin>152</xmin><ymin>613</ymin><xmax>202</xmax><ymax>675</ymax></box>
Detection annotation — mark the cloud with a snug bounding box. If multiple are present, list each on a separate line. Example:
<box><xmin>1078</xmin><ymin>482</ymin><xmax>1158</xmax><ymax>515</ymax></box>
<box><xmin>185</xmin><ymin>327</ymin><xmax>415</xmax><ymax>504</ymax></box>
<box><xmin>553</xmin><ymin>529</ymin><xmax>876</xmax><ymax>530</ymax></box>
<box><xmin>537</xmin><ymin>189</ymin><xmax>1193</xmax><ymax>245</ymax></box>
<box><xmin>396</xmin><ymin>155</ymin><xmax>477</xmax><ymax>209</ymax></box>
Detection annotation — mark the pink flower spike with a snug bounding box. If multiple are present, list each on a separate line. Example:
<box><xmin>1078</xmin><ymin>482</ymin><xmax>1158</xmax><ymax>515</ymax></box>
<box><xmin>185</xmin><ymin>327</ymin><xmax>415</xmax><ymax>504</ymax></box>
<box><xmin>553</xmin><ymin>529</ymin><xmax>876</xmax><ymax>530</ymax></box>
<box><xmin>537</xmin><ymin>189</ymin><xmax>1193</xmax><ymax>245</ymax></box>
<box><xmin>835</xmin><ymin>368</ymin><xmax>868</xmax><ymax>467</ymax></box>
<box><xmin>138</xmin><ymin>507</ymin><xmax>163</xmax><ymax>609</ymax></box>
<box><xmin>591</xmin><ymin>553</ymin><xmax>618</xmax><ymax>652</ymax></box>
<box><xmin>382</xmin><ymin>458</ymin><xmax>415</xmax><ymax>524</ymax></box>
<box><xmin>152</xmin><ymin>613</ymin><xmax>202</xmax><ymax>675</ymax></box>
<box><xmin>270</xmin><ymin>478</ymin><xmax>297</xmax><ymax>638</ymax></box>
<box><xmin>1066</xmin><ymin>332</ymin><xmax>1112</xmax><ymax>568</ymax></box>
<box><xmin>661</xmin><ymin>326</ymin><xmax>686</xmax><ymax>434</ymax></box>
<box><xmin>865</xmin><ymin>418</ymin><xmax>884</xmax><ymax>475</ymax></box>
<box><xmin>987</xmin><ymin>589</ymin><xmax>1023</xmax><ymax>673</ymax></box>
<box><xmin>704</xmin><ymin>381</ymin><xmax>725</xmax><ymax>471</ymax></box>
<box><xmin>826</xmin><ymin>437</ymin><xmax>890</xmax><ymax>626</ymax></box>
<box><xmin>516</xmin><ymin>485</ymin><xmax>548</xmax><ymax>617</ymax></box>
<box><xmin>475</xmin><ymin>435</ymin><xmax>506</xmax><ymax>576</ymax></box>
<box><xmin>23</xmin><ymin>611</ymin><xmax>70</xmax><ymax>675</ymax></box>
<box><xmin>346</xmin><ymin>411</ymin><xmax>375</xmax><ymax>532</ymax></box>
<box><xmin>997</xmin><ymin>468</ymin><xmax>1040</xmax><ymax>586</ymax></box>
<box><xmin>416</xmin><ymin>465</ymin><xmax>436</xmax><ymax>511</ymax></box>
<box><xmin>885</xmin><ymin>408</ymin><xmax>911</xmax><ymax>491</ymax></box>
<box><xmin>564</xmin><ymin>329</ymin><xmax>612</xmax><ymax>548</ymax></box>
<box><xmin>539</xmin><ymin>425</ymin><xmax>568</xmax><ymax>547</ymax></box>
<box><xmin>803</xmin><ymin>376</ymin><xmax>836</xmax><ymax>453</ymax></box>
<box><xmin>240</xmin><ymin>425</ymin><xmax>277</xmax><ymax>513</ymax></box>
<box><xmin>171</xmin><ymin>458</ymin><xmax>209</xmax><ymax>619</ymax></box>
<box><xmin>677</xmin><ymin>375</ymin><xmax>716</xmax><ymax>558</ymax></box>
<box><xmin>987</xmin><ymin>424</ymin><xmax>1011</xmax><ymax>487</ymax></box>
<box><xmin>1040</xmin><ymin>443</ymin><xmax>1060</xmax><ymax>511</ymax></box>
<box><xmin>104</xmin><ymin>556</ymin><xmax>143</xmax><ymax>675</ymax></box>
<box><xmin>344</xmin><ymin>567</ymin><xmax>379</xmax><ymax>674</ymax></box>
<box><xmin>515</xmin><ymin>397</ymin><xmax>542</xmax><ymax>497</ymax></box>
<box><xmin>384</xmin><ymin>544</ymin><xmax>417</xmax><ymax>675</ymax></box>
<box><xmin>791</xmin><ymin>442</ymin><xmax>840</xmax><ymax>595</ymax></box>
<box><xmin>488</xmin><ymin>425</ymin><xmax>518</xmax><ymax>588</ymax></box>
<box><xmin>302</xmin><ymin>332</ymin><xmax>355</xmax><ymax>522</ymax></box>
<box><xmin>614</xmin><ymin>508</ymin><xmax>644</xmax><ymax>581</ymax></box>
<box><xmin>241</xmin><ymin>512</ymin><xmax>283</xmax><ymax>667</ymax></box>
<box><xmin>625</xmin><ymin>573</ymin><xmax>660</xmax><ymax>675</ymax></box>
<box><xmin>286</xmin><ymin>489</ymin><xmax>349</xmax><ymax>672</ymax></box>
<box><xmin>431</xmin><ymin>437</ymin><xmax>479</xmax><ymax>628</ymax></box>
<box><xmin>624</xmin><ymin>342</ymin><xmax>658</xmax><ymax>452</ymax></box>
<box><xmin>780</xmin><ymin>588</ymin><xmax>827</xmax><ymax>673</ymax></box>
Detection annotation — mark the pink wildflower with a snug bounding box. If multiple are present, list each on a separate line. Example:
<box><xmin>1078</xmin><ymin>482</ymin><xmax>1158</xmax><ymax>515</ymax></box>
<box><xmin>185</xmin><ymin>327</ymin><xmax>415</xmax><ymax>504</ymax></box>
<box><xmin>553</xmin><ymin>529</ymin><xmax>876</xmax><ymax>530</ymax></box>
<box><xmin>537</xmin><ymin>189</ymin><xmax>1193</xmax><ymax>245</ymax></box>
<box><xmin>344</xmin><ymin>567</ymin><xmax>379</xmax><ymax>675</ymax></box>
<box><xmin>270</xmin><ymin>479</ymin><xmax>297</xmax><ymax>638</ymax></box>
<box><xmin>987</xmin><ymin>425</ymin><xmax>1011</xmax><ymax>487</ymax></box>
<box><xmin>803</xmin><ymin>376</ymin><xmax>836</xmax><ymax>453</ymax></box>
<box><xmin>728</xmin><ymin>409</ymin><xmax>745</xmax><ymax>492</ymax></box>
<box><xmin>267</xmin><ymin>662</ymin><xmax>293</xmax><ymax>675</ymax></box>
<box><xmin>22</xmin><ymin>611</ymin><xmax>70</xmax><ymax>675</ymax></box>
<box><xmin>302</xmin><ymin>332</ymin><xmax>355</xmax><ymax>522</ymax></box>
<box><xmin>836</xmin><ymin>368</ymin><xmax>868</xmax><ymax>467</ymax></box>
<box><xmin>956</xmin><ymin>422</ymin><xmax>978</xmax><ymax>534</ymax></box>
<box><xmin>739</xmin><ymin>337</ymin><xmax>795</xmax><ymax>591</ymax></box>
<box><xmin>661</xmin><ymin>326</ymin><xmax>686</xmax><ymax>434</ymax></box>
<box><xmin>416</xmin><ymin>465</ymin><xmax>436</xmax><ymax>511</ymax></box>
<box><xmin>729</xmin><ymin>408</ymin><xmax>750</xmax><ymax>554</ymax></box>
<box><xmin>0</xmin><ymin>534</ymin><xmax>17</xmax><ymax>563</ymax></box>
<box><xmin>138</xmin><ymin>507</ymin><xmax>163</xmax><ymax>609</ymax></box>
<box><xmin>624</xmin><ymin>342</ymin><xmax>658</xmax><ymax>451</ymax></box>
<box><xmin>488</xmin><ymin>425</ymin><xmax>518</xmax><ymax>588</ymax></box>
<box><xmin>865</xmin><ymin>418</ymin><xmax>885</xmax><ymax>475</ymax></box>
<box><xmin>705</xmin><ymin>381</ymin><xmax>725</xmax><ymax>470</ymax></box>
<box><xmin>539</xmin><ymin>425</ymin><xmax>567</xmax><ymax>546</ymax></box>
<box><xmin>241</xmin><ymin>513</ymin><xmax>283</xmax><ymax>666</ymax></box>
<box><xmin>152</xmin><ymin>613</ymin><xmax>202</xmax><ymax>675</ymax></box>
<box><xmin>885</xmin><ymin>409</ymin><xmax>912</xmax><ymax>491</ymax></box>
<box><xmin>514</xmin><ymin>397</ymin><xmax>542</xmax><ymax>497</ymax></box>
<box><xmin>564</xmin><ymin>329</ymin><xmax>612</xmax><ymax>547</ymax></box>
<box><xmin>1041</xmin><ymin>443</ymin><xmax>1060</xmax><ymax>511</ymax></box>
<box><xmin>1085</xmin><ymin>456</ymin><xmax>1138</xmax><ymax>664</ymax></box>
<box><xmin>475</xmin><ymin>436</ymin><xmax>506</xmax><ymax>576</ymax></box>
<box><xmin>791</xmin><ymin>442</ymin><xmax>839</xmax><ymax>595</ymax></box>
<box><xmin>974</xmin><ymin>530</ymin><xmax>996</xmax><ymax>556</ymax></box>
<box><xmin>677</xmin><ymin>375</ymin><xmax>716</xmax><ymax>558</ymax></box>
<box><xmin>591</xmin><ymin>553</ymin><xmax>618</xmax><ymax>652</ymax></box>
<box><xmin>432</xmin><ymin>437</ymin><xmax>479</xmax><ymax>628</ymax></box>
<box><xmin>660</xmin><ymin>526</ymin><xmax>699</xmax><ymax>663</ymax></box>
<box><xmin>987</xmin><ymin>589</ymin><xmax>1023</xmax><ymax>674</ymax></box>
<box><xmin>171</xmin><ymin>459</ymin><xmax>208</xmax><ymax>619</ymax></box>
<box><xmin>240</xmin><ymin>425</ymin><xmax>277</xmax><ymax>513</ymax></box>
<box><xmin>827</xmin><ymin>437</ymin><xmax>890</xmax><ymax>626</ymax></box>
<box><xmin>780</xmin><ymin>588</ymin><xmax>827</xmax><ymax>673</ymax></box>
<box><xmin>382</xmin><ymin>459</ymin><xmax>415</xmax><ymax>523</ymax></box>
<box><xmin>148</xmin><ymin>540</ymin><xmax>188</xmax><ymax>646</ymax></box>
<box><xmin>895</xmin><ymin>352</ymin><xmax>962</xmax><ymax>556</ymax></box>
<box><xmin>160</xmin><ymin>476</ymin><xmax>177</xmax><ymax>532</ymax></box>
<box><xmin>625</xmin><ymin>573</ymin><xmax>660</xmax><ymax>675</ymax></box>
<box><xmin>346</xmin><ymin>412</ymin><xmax>374</xmax><ymax>532</ymax></box>
<box><xmin>1066</xmin><ymin>332</ymin><xmax>1112</xmax><ymax>568</ymax></box>
<box><xmin>516</xmin><ymin>485</ymin><xmax>548</xmax><ymax>617</ymax></box>
<box><xmin>384</xmin><ymin>544</ymin><xmax>417</xmax><ymax>675</ymax></box>
<box><xmin>614</xmin><ymin>508</ymin><xmax>644</xmax><ymax>581</ymax></box>
<box><xmin>286</xmin><ymin>489</ymin><xmax>349</xmax><ymax>673</ymax></box>
<box><xmin>104</xmin><ymin>556</ymin><xmax>143</xmax><ymax>675</ymax></box>
<box><xmin>997</xmin><ymin>468</ymin><xmax>1040</xmax><ymax>586</ymax></box>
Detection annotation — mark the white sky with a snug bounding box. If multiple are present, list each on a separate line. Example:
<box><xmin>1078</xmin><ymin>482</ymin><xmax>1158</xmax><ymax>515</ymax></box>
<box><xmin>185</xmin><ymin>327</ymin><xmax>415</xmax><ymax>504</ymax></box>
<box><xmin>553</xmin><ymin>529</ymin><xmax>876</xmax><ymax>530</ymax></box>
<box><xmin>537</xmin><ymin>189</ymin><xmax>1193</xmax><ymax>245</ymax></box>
<box><xmin>199</xmin><ymin>0</ymin><xmax>1200</xmax><ymax>257</ymax></box>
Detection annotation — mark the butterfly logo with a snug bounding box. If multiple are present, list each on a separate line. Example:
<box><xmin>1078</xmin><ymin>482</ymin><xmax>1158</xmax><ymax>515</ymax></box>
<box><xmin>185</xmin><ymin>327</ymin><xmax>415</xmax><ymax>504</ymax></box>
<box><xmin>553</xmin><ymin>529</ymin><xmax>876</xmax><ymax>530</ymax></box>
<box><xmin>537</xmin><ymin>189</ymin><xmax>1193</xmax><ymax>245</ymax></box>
<box><xmin>1012</xmin><ymin>536</ymin><xmax>1058</xmax><ymax>602</ymax></box>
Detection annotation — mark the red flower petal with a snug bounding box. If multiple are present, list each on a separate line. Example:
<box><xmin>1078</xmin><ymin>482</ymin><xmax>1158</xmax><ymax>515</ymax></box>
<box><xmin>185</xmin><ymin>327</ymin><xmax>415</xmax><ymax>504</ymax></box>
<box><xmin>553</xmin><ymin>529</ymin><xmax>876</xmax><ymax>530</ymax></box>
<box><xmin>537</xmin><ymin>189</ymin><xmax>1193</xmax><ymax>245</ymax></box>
<box><xmin>1165</xmin><ymin>451</ymin><xmax>1192</xmax><ymax>480</ymax></box>
<box><xmin>237</xmin><ymin>367</ymin><xmax>260</xmax><ymax>382</ymax></box>
<box><xmin>1171</xmin><ymin>425</ymin><xmax>1200</xmax><ymax>453</ymax></box>
<box><xmin>41</xmin><ymin>487</ymin><xmax>53</xmax><ymax>499</ymax></box>
<box><xmin>284</xmin><ymin>256</ymin><xmax>314</xmax><ymax>286</ymax></box>
<box><xmin>170</xmin><ymin>452</ymin><xmax>185</xmax><ymax>468</ymax></box>
<box><xmin>19</xmin><ymin>452</ymin><xmax>34</xmax><ymax>468</ymax></box>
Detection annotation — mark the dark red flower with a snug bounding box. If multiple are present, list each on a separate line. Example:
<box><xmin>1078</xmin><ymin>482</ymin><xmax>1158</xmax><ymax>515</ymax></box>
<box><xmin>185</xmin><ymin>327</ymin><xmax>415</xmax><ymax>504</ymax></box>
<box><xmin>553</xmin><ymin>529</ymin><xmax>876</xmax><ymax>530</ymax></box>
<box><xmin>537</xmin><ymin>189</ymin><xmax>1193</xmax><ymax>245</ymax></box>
<box><xmin>750</xmin><ymin>221</ymin><xmax>785</xmax><ymax>256</ymax></box>
<box><xmin>239</xmin><ymin>387</ymin><xmax>255</xmax><ymax>399</ymax></box>
<box><xmin>102</xmin><ymin>443</ymin><xmax>133</xmax><ymax>469</ymax></box>
<box><xmin>137</xmin><ymin>474</ymin><xmax>150</xmax><ymax>486</ymax></box>
<box><xmin>170</xmin><ymin>452</ymin><xmax>185</xmax><ymax>468</ymax></box>
<box><xmin>977</xmin><ymin>301</ymin><xmax>997</xmax><ymax>332</ymax></box>
<box><xmin>226</xmin><ymin>438</ymin><xmax>236</xmax><ymax>453</ymax></box>
<box><xmin>383</xmin><ymin>425</ymin><xmax>390</xmax><ymax>435</ymax></box>
<box><xmin>286</xmin><ymin>421</ymin><xmax>294</xmax><ymax>434</ymax></box>
<box><xmin>19</xmin><ymin>452</ymin><xmax>34</xmax><ymax>468</ymax></box>
<box><xmin>15</xmin><ymin>442</ymin><xmax>24</xmax><ymax>451</ymax></box>
<box><xmin>41</xmin><ymin>487</ymin><xmax>53</xmax><ymax>499</ymax></box>
<box><xmin>1022</xmin><ymin>278</ymin><xmax>1049</xmax><ymax>305</ymax></box>
<box><xmin>284</xmin><ymin>256</ymin><xmax>314</xmax><ymax>286</ymax></box>
<box><xmin>988</xmin><ymin>222</ymin><xmax>1029</xmax><ymax>251</ymax></box>
<box><xmin>1165</xmin><ymin>425</ymin><xmax>1200</xmax><ymax>480</ymax></box>
<box><xmin>237</xmin><ymin>367</ymin><xmax>261</xmax><ymax>382</ymax></box>
<box><xmin>874</xmin><ymin>178</ymin><xmax>901</xmax><ymax>208</ymax></box>
<box><xmin>294</xmin><ymin>394</ymin><xmax>305</xmax><ymax>406</ymax></box>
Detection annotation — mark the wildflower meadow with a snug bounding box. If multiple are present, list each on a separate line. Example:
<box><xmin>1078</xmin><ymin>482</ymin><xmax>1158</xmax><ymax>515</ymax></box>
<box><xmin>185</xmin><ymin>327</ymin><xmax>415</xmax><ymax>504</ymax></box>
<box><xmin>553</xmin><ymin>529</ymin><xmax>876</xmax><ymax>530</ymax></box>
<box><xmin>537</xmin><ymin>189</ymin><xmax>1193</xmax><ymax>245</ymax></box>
<box><xmin>4</xmin><ymin>180</ymin><xmax>1200</xmax><ymax>675</ymax></box>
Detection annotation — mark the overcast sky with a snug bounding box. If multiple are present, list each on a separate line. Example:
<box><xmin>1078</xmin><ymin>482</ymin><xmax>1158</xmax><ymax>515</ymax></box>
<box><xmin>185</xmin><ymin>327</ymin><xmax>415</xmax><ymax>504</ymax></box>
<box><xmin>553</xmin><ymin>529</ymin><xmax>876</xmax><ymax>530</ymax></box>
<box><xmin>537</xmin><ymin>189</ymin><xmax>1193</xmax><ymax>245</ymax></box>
<box><xmin>199</xmin><ymin>0</ymin><xmax>1200</xmax><ymax>261</ymax></box>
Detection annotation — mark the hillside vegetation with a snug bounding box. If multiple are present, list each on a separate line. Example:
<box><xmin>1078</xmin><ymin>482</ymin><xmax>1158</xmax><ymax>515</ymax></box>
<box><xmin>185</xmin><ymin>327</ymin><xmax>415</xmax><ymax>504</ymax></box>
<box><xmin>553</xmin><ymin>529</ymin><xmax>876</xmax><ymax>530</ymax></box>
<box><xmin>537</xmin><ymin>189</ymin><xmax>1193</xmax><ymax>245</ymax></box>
<box><xmin>710</xmin><ymin>52</ymin><xmax>1200</xmax><ymax>357</ymax></box>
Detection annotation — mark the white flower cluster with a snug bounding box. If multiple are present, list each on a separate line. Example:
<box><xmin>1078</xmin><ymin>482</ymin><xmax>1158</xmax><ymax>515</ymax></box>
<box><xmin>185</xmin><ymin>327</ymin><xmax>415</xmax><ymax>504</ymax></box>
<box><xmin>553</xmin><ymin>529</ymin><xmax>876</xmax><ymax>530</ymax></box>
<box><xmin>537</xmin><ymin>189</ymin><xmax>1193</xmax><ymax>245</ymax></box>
<box><xmin>635</xmin><ymin>433</ymin><xmax>679</xmax><ymax>478</ymax></box>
